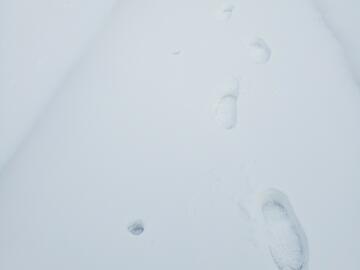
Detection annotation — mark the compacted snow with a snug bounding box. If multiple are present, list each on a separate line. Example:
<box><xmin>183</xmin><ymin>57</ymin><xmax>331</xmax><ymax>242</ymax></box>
<box><xmin>260</xmin><ymin>189</ymin><xmax>309</xmax><ymax>270</ymax></box>
<box><xmin>0</xmin><ymin>0</ymin><xmax>359</xmax><ymax>270</ymax></box>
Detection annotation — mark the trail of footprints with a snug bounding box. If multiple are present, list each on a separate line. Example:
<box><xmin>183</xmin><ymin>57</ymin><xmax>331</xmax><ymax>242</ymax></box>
<box><xmin>213</xmin><ymin>6</ymin><xmax>308</xmax><ymax>268</ymax></box>
<box><xmin>213</xmin><ymin>3</ymin><xmax>271</xmax><ymax>130</ymax></box>
<box><xmin>129</xmin><ymin>3</ymin><xmax>307</xmax><ymax>270</ymax></box>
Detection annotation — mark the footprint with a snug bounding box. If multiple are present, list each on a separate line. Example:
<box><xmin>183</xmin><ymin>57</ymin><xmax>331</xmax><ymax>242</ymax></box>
<box><xmin>260</xmin><ymin>189</ymin><xmax>309</xmax><ymax>270</ymax></box>
<box><xmin>215</xmin><ymin>3</ymin><xmax>235</xmax><ymax>21</ymax></box>
<box><xmin>128</xmin><ymin>220</ymin><xmax>145</xmax><ymax>236</ymax></box>
<box><xmin>172</xmin><ymin>49</ymin><xmax>182</xmax><ymax>55</ymax></box>
<box><xmin>249</xmin><ymin>38</ymin><xmax>271</xmax><ymax>64</ymax></box>
<box><xmin>214</xmin><ymin>78</ymin><xmax>239</xmax><ymax>130</ymax></box>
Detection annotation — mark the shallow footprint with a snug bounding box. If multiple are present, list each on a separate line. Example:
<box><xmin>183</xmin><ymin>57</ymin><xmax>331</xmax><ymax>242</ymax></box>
<box><xmin>172</xmin><ymin>49</ymin><xmax>181</xmax><ymax>55</ymax></box>
<box><xmin>214</xmin><ymin>78</ymin><xmax>239</xmax><ymax>129</ymax></box>
<box><xmin>250</xmin><ymin>38</ymin><xmax>271</xmax><ymax>64</ymax></box>
<box><xmin>260</xmin><ymin>189</ymin><xmax>309</xmax><ymax>270</ymax></box>
<box><xmin>215</xmin><ymin>3</ymin><xmax>235</xmax><ymax>21</ymax></box>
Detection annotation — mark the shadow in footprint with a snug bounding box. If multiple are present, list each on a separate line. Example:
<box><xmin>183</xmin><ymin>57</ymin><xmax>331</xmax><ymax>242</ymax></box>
<box><xmin>128</xmin><ymin>220</ymin><xmax>145</xmax><ymax>236</ymax></box>
<box><xmin>260</xmin><ymin>189</ymin><xmax>309</xmax><ymax>270</ymax></box>
<box><xmin>214</xmin><ymin>78</ymin><xmax>239</xmax><ymax>130</ymax></box>
<box><xmin>250</xmin><ymin>38</ymin><xmax>271</xmax><ymax>64</ymax></box>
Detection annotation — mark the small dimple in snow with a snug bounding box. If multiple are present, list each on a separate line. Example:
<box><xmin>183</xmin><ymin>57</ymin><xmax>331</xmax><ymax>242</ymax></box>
<box><xmin>172</xmin><ymin>50</ymin><xmax>182</xmax><ymax>55</ymax></box>
<box><xmin>250</xmin><ymin>38</ymin><xmax>271</xmax><ymax>64</ymax></box>
<box><xmin>216</xmin><ymin>3</ymin><xmax>235</xmax><ymax>21</ymax></box>
<box><xmin>260</xmin><ymin>189</ymin><xmax>309</xmax><ymax>270</ymax></box>
<box><xmin>128</xmin><ymin>220</ymin><xmax>144</xmax><ymax>236</ymax></box>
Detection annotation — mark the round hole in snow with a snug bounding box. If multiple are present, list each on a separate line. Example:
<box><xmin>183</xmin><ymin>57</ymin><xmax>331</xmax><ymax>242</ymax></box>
<box><xmin>128</xmin><ymin>220</ymin><xmax>144</xmax><ymax>236</ymax></box>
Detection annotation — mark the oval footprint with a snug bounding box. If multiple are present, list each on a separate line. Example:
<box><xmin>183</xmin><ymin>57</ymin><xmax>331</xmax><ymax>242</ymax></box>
<box><xmin>260</xmin><ymin>189</ymin><xmax>309</xmax><ymax>270</ymax></box>
<box><xmin>214</xmin><ymin>78</ymin><xmax>239</xmax><ymax>130</ymax></box>
<box><xmin>249</xmin><ymin>38</ymin><xmax>271</xmax><ymax>64</ymax></box>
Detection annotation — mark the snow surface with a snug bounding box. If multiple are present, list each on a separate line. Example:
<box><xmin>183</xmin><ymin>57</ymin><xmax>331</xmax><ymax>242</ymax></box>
<box><xmin>0</xmin><ymin>0</ymin><xmax>360</xmax><ymax>269</ymax></box>
<box><xmin>312</xmin><ymin>0</ymin><xmax>360</xmax><ymax>86</ymax></box>
<box><xmin>0</xmin><ymin>0</ymin><xmax>118</xmax><ymax>170</ymax></box>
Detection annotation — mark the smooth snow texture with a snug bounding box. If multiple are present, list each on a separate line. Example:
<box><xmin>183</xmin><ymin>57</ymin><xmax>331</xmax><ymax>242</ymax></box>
<box><xmin>0</xmin><ymin>0</ymin><xmax>117</xmax><ymax>171</ymax></box>
<box><xmin>0</xmin><ymin>0</ymin><xmax>360</xmax><ymax>270</ymax></box>
<box><xmin>311</xmin><ymin>0</ymin><xmax>360</xmax><ymax>87</ymax></box>
<box><xmin>260</xmin><ymin>189</ymin><xmax>309</xmax><ymax>270</ymax></box>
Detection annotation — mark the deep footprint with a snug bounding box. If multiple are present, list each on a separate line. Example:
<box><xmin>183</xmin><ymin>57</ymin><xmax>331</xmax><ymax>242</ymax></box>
<box><xmin>260</xmin><ymin>189</ymin><xmax>309</xmax><ymax>270</ymax></box>
<box><xmin>250</xmin><ymin>38</ymin><xmax>271</xmax><ymax>64</ymax></box>
<box><xmin>214</xmin><ymin>78</ymin><xmax>239</xmax><ymax>129</ymax></box>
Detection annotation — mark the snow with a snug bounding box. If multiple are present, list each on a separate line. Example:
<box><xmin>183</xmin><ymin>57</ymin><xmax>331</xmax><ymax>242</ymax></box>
<box><xmin>0</xmin><ymin>0</ymin><xmax>360</xmax><ymax>269</ymax></box>
<box><xmin>311</xmin><ymin>0</ymin><xmax>360</xmax><ymax>86</ymax></box>
<box><xmin>214</xmin><ymin>77</ymin><xmax>239</xmax><ymax>129</ymax></box>
<box><xmin>0</xmin><ymin>0</ymin><xmax>117</xmax><ymax>170</ymax></box>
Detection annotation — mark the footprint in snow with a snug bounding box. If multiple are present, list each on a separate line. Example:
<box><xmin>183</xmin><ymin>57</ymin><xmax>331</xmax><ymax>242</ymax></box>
<box><xmin>214</xmin><ymin>77</ymin><xmax>240</xmax><ymax>130</ymax></box>
<box><xmin>250</xmin><ymin>38</ymin><xmax>271</xmax><ymax>64</ymax></box>
<box><xmin>260</xmin><ymin>189</ymin><xmax>309</xmax><ymax>270</ymax></box>
<box><xmin>215</xmin><ymin>3</ymin><xmax>235</xmax><ymax>21</ymax></box>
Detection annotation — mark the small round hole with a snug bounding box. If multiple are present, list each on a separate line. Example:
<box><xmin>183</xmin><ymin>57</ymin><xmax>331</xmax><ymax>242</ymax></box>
<box><xmin>128</xmin><ymin>220</ymin><xmax>144</xmax><ymax>236</ymax></box>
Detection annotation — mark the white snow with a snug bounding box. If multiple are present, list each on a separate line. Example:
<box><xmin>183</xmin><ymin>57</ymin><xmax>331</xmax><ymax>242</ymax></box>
<box><xmin>311</xmin><ymin>0</ymin><xmax>360</xmax><ymax>86</ymax></box>
<box><xmin>0</xmin><ymin>0</ymin><xmax>118</xmax><ymax>170</ymax></box>
<box><xmin>0</xmin><ymin>0</ymin><xmax>360</xmax><ymax>270</ymax></box>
